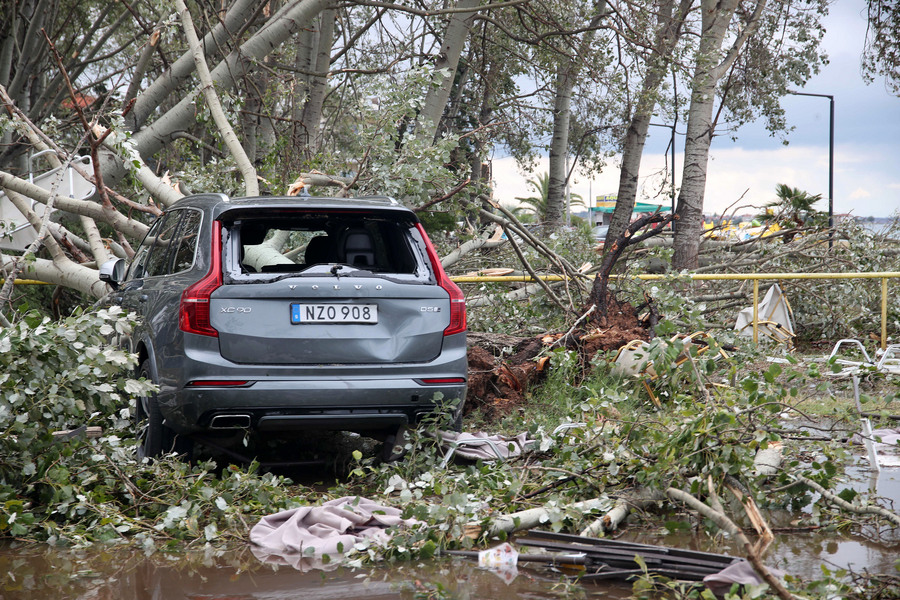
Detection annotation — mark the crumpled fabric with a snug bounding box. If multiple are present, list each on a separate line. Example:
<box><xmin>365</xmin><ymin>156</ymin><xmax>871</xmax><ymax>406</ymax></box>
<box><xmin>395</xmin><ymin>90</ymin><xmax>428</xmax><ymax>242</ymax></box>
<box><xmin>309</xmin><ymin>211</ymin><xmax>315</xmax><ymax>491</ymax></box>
<box><xmin>703</xmin><ymin>560</ymin><xmax>783</xmax><ymax>596</ymax></box>
<box><xmin>438</xmin><ymin>431</ymin><xmax>533</xmax><ymax>461</ymax></box>
<box><xmin>249</xmin><ymin>496</ymin><xmax>422</xmax><ymax>561</ymax></box>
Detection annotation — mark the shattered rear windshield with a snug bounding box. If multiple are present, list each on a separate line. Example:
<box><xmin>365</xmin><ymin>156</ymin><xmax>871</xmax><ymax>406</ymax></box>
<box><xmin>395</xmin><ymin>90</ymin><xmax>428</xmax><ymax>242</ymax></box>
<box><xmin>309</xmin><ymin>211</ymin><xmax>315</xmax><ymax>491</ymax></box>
<box><xmin>221</xmin><ymin>211</ymin><xmax>428</xmax><ymax>280</ymax></box>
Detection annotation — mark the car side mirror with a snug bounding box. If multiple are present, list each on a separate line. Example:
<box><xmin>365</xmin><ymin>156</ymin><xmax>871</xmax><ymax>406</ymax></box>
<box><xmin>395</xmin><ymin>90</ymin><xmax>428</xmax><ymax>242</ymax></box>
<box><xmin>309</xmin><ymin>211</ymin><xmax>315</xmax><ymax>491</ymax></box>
<box><xmin>99</xmin><ymin>258</ymin><xmax>126</xmax><ymax>289</ymax></box>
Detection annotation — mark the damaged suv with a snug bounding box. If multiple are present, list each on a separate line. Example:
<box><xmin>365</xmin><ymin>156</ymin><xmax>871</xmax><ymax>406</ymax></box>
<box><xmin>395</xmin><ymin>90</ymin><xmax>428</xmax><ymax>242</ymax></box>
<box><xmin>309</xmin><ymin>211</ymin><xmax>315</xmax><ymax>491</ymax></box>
<box><xmin>100</xmin><ymin>194</ymin><xmax>467</xmax><ymax>458</ymax></box>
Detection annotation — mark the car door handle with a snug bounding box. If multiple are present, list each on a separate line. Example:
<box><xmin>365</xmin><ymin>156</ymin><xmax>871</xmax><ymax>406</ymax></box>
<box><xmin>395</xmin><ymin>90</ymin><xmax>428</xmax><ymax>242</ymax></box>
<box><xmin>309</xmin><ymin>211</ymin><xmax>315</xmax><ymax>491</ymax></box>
<box><xmin>139</xmin><ymin>294</ymin><xmax>149</xmax><ymax>302</ymax></box>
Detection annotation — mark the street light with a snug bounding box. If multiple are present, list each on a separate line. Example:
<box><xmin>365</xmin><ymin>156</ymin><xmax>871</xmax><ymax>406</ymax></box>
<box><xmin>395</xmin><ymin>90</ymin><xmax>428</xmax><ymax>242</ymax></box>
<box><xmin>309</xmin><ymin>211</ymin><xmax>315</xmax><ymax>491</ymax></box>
<box><xmin>649</xmin><ymin>122</ymin><xmax>677</xmax><ymax>213</ymax></box>
<box><xmin>787</xmin><ymin>90</ymin><xmax>834</xmax><ymax>238</ymax></box>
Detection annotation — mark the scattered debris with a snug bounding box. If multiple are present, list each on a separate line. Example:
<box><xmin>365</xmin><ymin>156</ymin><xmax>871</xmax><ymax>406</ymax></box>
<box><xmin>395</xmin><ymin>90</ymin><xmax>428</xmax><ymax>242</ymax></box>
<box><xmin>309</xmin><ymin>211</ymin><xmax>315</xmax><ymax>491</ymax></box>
<box><xmin>516</xmin><ymin>530</ymin><xmax>741</xmax><ymax>582</ymax></box>
<box><xmin>249</xmin><ymin>496</ymin><xmax>422</xmax><ymax>563</ymax></box>
<box><xmin>52</xmin><ymin>425</ymin><xmax>103</xmax><ymax>441</ymax></box>
<box><xmin>611</xmin><ymin>332</ymin><xmax>731</xmax><ymax>407</ymax></box>
<box><xmin>825</xmin><ymin>338</ymin><xmax>900</xmax><ymax>377</ymax></box>
<box><xmin>734</xmin><ymin>283</ymin><xmax>795</xmax><ymax>345</ymax></box>
<box><xmin>437</xmin><ymin>431</ymin><xmax>533</xmax><ymax>466</ymax></box>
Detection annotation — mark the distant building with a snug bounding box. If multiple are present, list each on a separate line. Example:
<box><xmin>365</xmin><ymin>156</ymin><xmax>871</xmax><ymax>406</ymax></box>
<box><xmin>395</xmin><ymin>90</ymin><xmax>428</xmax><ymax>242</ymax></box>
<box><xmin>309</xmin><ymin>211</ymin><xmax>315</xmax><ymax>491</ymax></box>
<box><xmin>590</xmin><ymin>194</ymin><xmax>670</xmax><ymax>226</ymax></box>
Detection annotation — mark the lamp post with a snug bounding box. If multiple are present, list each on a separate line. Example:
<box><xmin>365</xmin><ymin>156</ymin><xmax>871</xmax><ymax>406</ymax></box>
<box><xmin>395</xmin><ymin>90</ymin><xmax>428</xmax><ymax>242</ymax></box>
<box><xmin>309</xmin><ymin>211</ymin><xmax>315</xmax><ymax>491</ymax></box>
<box><xmin>649</xmin><ymin>122</ymin><xmax>677</xmax><ymax>213</ymax></box>
<box><xmin>787</xmin><ymin>91</ymin><xmax>834</xmax><ymax>238</ymax></box>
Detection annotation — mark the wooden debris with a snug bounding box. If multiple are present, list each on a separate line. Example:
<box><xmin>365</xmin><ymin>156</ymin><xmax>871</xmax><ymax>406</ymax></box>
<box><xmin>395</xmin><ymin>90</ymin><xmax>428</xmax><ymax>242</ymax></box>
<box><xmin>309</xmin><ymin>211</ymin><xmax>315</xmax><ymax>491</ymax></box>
<box><xmin>52</xmin><ymin>425</ymin><xmax>102</xmax><ymax>441</ymax></box>
<box><xmin>466</xmin><ymin>498</ymin><xmax>612</xmax><ymax>538</ymax></box>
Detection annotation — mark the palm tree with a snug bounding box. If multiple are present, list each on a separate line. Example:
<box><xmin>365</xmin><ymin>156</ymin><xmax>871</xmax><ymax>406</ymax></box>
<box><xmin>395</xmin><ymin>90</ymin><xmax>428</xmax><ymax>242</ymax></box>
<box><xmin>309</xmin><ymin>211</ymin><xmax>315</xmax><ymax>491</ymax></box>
<box><xmin>760</xmin><ymin>183</ymin><xmax>824</xmax><ymax>227</ymax></box>
<box><xmin>514</xmin><ymin>172</ymin><xmax>585</xmax><ymax>223</ymax></box>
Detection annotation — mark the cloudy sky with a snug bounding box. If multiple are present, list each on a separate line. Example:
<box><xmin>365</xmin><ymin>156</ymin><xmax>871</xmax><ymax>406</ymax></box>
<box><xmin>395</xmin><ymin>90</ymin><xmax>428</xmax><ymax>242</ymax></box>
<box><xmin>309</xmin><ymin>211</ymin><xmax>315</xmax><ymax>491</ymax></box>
<box><xmin>491</xmin><ymin>0</ymin><xmax>900</xmax><ymax>218</ymax></box>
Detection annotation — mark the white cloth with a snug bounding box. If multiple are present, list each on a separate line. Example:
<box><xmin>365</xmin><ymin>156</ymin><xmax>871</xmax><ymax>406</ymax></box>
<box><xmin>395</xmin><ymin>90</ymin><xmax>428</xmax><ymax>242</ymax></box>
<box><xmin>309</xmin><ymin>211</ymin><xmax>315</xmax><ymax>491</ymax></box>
<box><xmin>438</xmin><ymin>431</ymin><xmax>533</xmax><ymax>461</ymax></box>
<box><xmin>250</xmin><ymin>496</ymin><xmax>422</xmax><ymax>560</ymax></box>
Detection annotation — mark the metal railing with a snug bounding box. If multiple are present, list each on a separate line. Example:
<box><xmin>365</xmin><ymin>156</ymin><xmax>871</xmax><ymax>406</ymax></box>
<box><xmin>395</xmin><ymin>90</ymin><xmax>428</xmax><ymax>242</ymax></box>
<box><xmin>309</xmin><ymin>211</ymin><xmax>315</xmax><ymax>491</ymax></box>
<box><xmin>451</xmin><ymin>271</ymin><xmax>900</xmax><ymax>349</ymax></box>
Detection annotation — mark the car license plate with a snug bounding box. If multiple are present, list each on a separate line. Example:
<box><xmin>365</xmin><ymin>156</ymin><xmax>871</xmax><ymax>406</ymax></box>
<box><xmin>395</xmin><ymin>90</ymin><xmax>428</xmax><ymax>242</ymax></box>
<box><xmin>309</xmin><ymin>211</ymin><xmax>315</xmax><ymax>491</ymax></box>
<box><xmin>291</xmin><ymin>303</ymin><xmax>377</xmax><ymax>324</ymax></box>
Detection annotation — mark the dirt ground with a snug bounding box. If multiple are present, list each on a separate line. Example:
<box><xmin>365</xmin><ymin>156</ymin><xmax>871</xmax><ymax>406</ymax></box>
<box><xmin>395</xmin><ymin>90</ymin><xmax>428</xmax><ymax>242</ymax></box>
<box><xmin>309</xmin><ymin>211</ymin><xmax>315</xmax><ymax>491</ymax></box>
<box><xmin>465</xmin><ymin>297</ymin><xmax>651</xmax><ymax>421</ymax></box>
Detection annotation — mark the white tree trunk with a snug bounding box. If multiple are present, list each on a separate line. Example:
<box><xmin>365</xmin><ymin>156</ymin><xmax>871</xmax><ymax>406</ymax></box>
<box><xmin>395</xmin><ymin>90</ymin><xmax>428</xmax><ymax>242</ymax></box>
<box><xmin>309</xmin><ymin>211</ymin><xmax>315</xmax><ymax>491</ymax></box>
<box><xmin>546</xmin><ymin>66</ymin><xmax>575</xmax><ymax>228</ymax></box>
<box><xmin>606</xmin><ymin>0</ymin><xmax>692</xmax><ymax>244</ymax></box>
<box><xmin>129</xmin><ymin>0</ymin><xmax>263</xmax><ymax>129</ymax></box>
<box><xmin>417</xmin><ymin>0</ymin><xmax>479</xmax><ymax>141</ymax></box>
<box><xmin>545</xmin><ymin>1</ymin><xmax>607</xmax><ymax>229</ymax></box>
<box><xmin>0</xmin><ymin>170</ymin><xmax>150</xmax><ymax>239</ymax></box>
<box><xmin>176</xmin><ymin>0</ymin><xmax>258</xmax><ymax>196</ymax></box>
<box><xmin>299</xmin><ymin>9</ymin><xmax>336</xmax><ymax>150</ymax></box>
<box><xmin>0</xmin><ymin>252</ymin><xmax>112</xmax><ymax>297</ymax></box>
<box><xmin>672</xmin><ymin>0</ymin><xmax>768</xmax><ymax>269</ymax></box>
<box><xmin>127</xmin><ymin>0</ymin><xmax>333</xmax><ymax>174</ymax></box>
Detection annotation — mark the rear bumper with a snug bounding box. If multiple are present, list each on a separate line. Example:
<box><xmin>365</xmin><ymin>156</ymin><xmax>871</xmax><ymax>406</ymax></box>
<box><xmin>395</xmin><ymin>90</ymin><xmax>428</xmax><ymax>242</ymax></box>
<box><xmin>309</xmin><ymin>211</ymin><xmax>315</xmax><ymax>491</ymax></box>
<box><xmin>174</xmin><ymin>378</ymin><xmax>466</xmax><ymax>433</ymax></box>
<box><xmin>154</xmin><ymin>332</ymin><xmax>468</xmax><ymax>434</ymax></box>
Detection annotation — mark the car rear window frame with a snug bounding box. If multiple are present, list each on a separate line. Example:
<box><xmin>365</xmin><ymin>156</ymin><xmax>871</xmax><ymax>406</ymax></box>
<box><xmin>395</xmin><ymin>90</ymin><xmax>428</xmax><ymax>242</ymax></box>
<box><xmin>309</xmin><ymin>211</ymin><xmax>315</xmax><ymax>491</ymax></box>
<box><xmin>219</xmin><ymin>210</ymin><xmax>434</xmax><ymax>284</ymax></box>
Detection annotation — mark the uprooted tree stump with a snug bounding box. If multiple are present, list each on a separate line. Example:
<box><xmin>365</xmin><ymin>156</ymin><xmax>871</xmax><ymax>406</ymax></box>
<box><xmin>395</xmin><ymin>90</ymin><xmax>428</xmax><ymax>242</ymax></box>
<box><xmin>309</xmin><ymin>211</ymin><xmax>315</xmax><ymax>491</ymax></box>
<box><xmin>466</xmin><ymin>333</ymin><xmax>547</xmax><ymax>420</ymax></box>
<box><xmin>464</xmin><ymin>213</ymin><xmax>677</xmax><ymax>423</ymax></box>
<box><xmin>587</xmin><ymin>212</ymin><xmax>677</xmax><ymax>331</ymax></box>
<box><xmin>576</xmin><ymin>212</ymin><xmax>677</xmax><ymax>358</ymax></box>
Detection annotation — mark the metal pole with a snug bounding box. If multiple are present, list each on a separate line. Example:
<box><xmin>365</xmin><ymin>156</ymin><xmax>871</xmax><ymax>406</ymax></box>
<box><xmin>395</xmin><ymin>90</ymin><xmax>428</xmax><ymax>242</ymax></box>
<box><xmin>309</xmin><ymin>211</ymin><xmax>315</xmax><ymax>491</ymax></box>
<box><xmin>882</xmin><ymin>277</ymin><xmax>888</xmax><ymax>351</ymax></box>
<box><xmin>787</xmin><ymin>91</ymin><xmax>834</xmax><ymax>245</ymax></box>
<box><xmin>753</xmin><ymin>279</ymin><xmax>759</xmax><ymax>345</ymax></box>
<box><xmin>828</xmin><ymin>95</ymin><xmax>835</xmax><ymax>246</ymax></box>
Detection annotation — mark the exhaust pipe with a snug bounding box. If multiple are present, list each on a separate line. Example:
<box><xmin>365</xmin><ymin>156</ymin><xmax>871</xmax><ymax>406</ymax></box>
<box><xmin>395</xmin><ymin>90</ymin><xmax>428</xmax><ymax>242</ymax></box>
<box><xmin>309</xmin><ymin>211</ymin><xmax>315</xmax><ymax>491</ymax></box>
<box><xmin>210</xmin><ymin>414</ymin><xmax>251</xmax><ymax>429</ymax></box>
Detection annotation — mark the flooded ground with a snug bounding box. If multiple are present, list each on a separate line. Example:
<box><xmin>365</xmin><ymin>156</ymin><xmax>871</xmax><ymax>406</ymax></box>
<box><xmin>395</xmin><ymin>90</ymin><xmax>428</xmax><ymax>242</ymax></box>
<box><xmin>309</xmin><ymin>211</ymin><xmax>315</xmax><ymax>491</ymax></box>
<box><xmin>1</xmin><ymin>463</ymin><xmax>896</xmax><ymax>599</ymax></box>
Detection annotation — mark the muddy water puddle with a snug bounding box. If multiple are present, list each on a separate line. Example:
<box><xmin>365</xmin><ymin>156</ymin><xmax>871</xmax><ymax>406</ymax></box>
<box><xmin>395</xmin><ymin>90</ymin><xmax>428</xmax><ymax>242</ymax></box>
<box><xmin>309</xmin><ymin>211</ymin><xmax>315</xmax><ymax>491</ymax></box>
<box><xmin>0</xmin><ymin>545</ymin><xmax>633</xmax><ymax>599</ymax></box>
<box><xmin>1</xmin><ymin>464</ymin><xmax>897</xmax><ymax>599</ymax></box>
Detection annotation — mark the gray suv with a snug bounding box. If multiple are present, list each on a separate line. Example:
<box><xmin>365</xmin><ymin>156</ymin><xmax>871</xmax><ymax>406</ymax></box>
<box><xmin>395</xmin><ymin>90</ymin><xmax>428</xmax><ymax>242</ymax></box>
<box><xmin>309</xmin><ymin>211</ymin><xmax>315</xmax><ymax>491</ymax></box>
<box><xmin>100</xmin><ymin>194</ymin><xmax>467</xmax><ymax>458</ymax></box>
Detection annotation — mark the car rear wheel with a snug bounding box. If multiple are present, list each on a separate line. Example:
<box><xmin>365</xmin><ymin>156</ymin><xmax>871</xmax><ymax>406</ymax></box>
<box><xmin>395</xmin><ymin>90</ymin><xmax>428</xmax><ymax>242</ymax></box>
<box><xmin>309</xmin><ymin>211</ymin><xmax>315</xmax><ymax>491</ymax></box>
<box><xmin>136</xmin><ymin>360</ymin><xmax>190</xmax><ymax>459</ymax></box>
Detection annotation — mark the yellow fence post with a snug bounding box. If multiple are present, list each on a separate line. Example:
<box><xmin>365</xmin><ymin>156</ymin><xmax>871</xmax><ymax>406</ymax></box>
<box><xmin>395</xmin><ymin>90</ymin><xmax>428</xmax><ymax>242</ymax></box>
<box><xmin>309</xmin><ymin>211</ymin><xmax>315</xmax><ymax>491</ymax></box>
<box><xmin>752</xmin><ymin>279</ymin><xmax>759</xmax><ymax>345</ymax></box>
<box><xmin>882</xmin><ymin>277</ymin><xmax>889</xmax><ymax>351</ymax></box>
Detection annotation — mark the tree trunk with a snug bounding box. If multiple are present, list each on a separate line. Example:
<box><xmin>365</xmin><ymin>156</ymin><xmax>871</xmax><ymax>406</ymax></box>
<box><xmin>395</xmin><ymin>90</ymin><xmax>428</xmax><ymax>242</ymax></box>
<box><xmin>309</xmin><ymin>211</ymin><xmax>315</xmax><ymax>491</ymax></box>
<box><xmin>545</xmin><ymin>1</ymin><xmax>608</xmax><ymax>229</ymax></box>
<box><xmin>545</xmin><ymin>66</ymin><xmax>575</xmax><ymax>228</ymax></box>
<box><xmin>122</xmin><ymin>0</ymin><xmax>333</xmax><ymax>183</ymax></box>
<box><xmin>176</xmin><ymin>0</ymin><xmax>258</xmax><ymax>196</ymax></box>
<box><xmin>672</xmin><ymin>0</ymin><xmax>768</xmax><ymax>270</ymax></box>
<box><xmin>606</xmin><ymin>0</ymin><xmax>691</xmax><ymax>244</ymax></box>
<box><xmin>417</xmin><ymin>0</ymin><xmax>479</xmax><ymax>141</ymax></box>
<box><xmin>672</xmin><ymin>83</ymin><xmax>715</xmax><ymax>270</ymax></box>
<box><xmin>299</xmin><ymin>8</ymin><xmax>336</xmax><ymax>150</ymax></box>
<box><xmin>128</xmin><ymin>0</ymin><xmax>263</xmax><ymax>130</ymax></box>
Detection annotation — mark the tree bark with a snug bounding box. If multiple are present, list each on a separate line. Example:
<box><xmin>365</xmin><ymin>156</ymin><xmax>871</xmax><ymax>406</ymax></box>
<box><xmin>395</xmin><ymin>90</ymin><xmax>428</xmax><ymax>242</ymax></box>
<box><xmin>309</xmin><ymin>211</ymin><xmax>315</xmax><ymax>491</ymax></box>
<box><xmin>125</xmin><ymin>0</ymin><xmax>333</xmax><ymax>181</ymax></box>
<box><xmin>545</xmin><ymin>1</ymin><xmax>607</xmax><ymax>229</ymax></box>
<box><xmin>417</xmin><ymin>0</ymin><xmax>480</xmax><ymax>142</ymax></box>
<box><xmin>128</xmin><ymin>0</ymin><xmax>264</xmax><ymax>129</ymax></box>
<box><xmin>299</xmin><ymin>9</ymin><xmax>336</xmax><ymax>150</ymax></box>
<box><xmin>0</xmin><ymin>170</ymin><xmax>150</xmax><ymax>239</ymax></box>
<box><xmin>176</xmin><ymin>0</ymin><xmax>259</xmax><ymax>196</ymax></box>
<box><xmin>545</xmin><ymin>65</ymin><xmax>575</xmax><ymax>228</ymax></box>
<box><xmin>672</xmin><ymin>0</ymin><xmax>768</xmax><ymax>269</ymax></box>
<box><xmin>606</xmin><ymin>0</ymin><xmax>692</xmax><ymax>244</ymax></box>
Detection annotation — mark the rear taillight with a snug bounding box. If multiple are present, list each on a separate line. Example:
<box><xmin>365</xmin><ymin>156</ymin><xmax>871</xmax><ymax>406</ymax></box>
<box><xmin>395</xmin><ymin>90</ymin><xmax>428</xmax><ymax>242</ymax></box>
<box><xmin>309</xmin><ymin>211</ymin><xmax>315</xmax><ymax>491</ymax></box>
<box><xmin>416</xmin><ymin>223</ymin><xmax>467</xmax><ymax>336</ymax></box>
<box><xmin>179</xmin><ymin>224</ymin><xmax>222</xmax><ymax>337</ymax></box>
<box><xmin>419</xmin><ymin>377</ymin><xmax>466</xmax><ymax>385</ymax></box>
